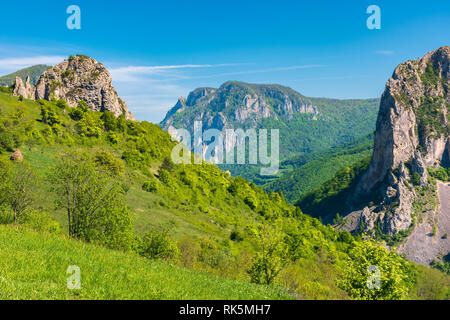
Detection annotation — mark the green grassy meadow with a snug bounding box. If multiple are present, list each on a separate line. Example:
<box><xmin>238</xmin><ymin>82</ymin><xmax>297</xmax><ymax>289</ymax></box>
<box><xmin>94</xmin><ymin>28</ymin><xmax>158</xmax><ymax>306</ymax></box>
<box><xmin>0</xmin><ymin>225</ymin><xmax>293</xmax><ymax>300</ymax></box>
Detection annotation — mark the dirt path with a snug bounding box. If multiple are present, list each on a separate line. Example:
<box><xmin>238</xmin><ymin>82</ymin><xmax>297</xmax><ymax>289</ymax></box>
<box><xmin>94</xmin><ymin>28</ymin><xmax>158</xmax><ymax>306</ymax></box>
<box><xmin>398</xmin><ymin>182</ymin><xmax>450</xmax><ymax>265</ymax></box>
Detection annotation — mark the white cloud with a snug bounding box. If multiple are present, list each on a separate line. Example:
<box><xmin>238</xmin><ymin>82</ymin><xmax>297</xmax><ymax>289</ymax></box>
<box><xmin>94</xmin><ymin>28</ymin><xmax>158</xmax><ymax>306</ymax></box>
<box><xmin>0</xmin><ymin>56</ymin><xmax>65</xmax><ymax>72</ymax></box>
<box><xmin>109</xmin><ymin>63</ymin><xmax>241</xmax><ymax>82</ymax></box>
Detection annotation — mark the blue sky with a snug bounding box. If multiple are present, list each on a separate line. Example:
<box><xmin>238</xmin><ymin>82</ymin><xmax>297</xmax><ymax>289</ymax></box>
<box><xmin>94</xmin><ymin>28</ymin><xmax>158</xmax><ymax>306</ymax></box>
<box><xmin>0</xmin><ymin>0</ymin><xmax>449</xmax><ymax>122</ymax></box>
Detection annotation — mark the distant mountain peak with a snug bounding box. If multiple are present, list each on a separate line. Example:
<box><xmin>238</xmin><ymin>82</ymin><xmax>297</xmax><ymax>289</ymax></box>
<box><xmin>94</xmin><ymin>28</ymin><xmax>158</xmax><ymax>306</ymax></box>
<box><xmin>161</xmin><ymin>81</ymin><xmax>320</xmax><ymax>132</ymax></box>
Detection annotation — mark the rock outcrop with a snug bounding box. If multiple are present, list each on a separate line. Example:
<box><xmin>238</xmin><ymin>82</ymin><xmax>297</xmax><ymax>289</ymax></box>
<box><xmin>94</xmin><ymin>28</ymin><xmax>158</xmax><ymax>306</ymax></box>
<box><xmin>10</xmin><ymin>149</ymin><xmax>23</xmax><ymax>162</ymax></box>
<box><xmin>161</xmin><ymin>81</ymin><xmax>320</xmax><ymax>133</ymax></box>
<box><xmin>13</xmin><ymin>76</ymin><xmax>35</xmax><ymax>99</ymax></box>
<box><xmin>13</xmin><ymin>55</ymin><xmax>135</xmax><ymax>120</ymax></box>
<box><xmin>342</xmin><ymin>46</ymin><xmax>449</xmax><ymax>264</ymax></box>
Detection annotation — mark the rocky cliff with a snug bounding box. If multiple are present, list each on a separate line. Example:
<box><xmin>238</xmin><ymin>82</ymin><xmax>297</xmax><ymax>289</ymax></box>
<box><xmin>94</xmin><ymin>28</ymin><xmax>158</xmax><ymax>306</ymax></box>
<box><xmin>13</xmin><ymin>76</ymin><xmax>35</xmax><ymax>99</ymax></box>
<box><xmin>342</xmin><ymin>46</ymin><xmax>450</xmax><ymax>264</ymax></box>
<box><xmin>0</xmin><ymin>65</ymin><xmax>50</xmax><ymax>87</ymax></box>
<box><xmin>161</xmin><ymin>81</ymin><xmax>320</xmax><ymax>133</ymax></box>
<box><xmin>161</xmin><ymin>81</ymin><xmax>380</xmax><ymax>162</ymax></box>
<box><xmin>13</xmin><ymin>55</ymin><xmax>135</xmax><ymax>120</ymax></box>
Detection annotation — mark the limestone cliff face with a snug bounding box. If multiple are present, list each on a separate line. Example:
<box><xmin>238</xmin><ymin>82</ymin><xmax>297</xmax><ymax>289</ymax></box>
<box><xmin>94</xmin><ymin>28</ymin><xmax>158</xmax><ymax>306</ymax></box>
<box><xmin>13</xmin><ymin>76</ymin><xmax>35</xmax><ymax>100</ymax></box>
<box><xmin>348</xmin><ymin>47</ymin><xmax>449</xmax><ymax>241</ymax></box>
<box><xmin>13</xmin><ymin>55</ymin><xmax>135</xmax><ymax>120</ymax></box>
<box><xmin>161</xmin><ymin>81</ymin><xmax>319</xmax><ymax>134</ymax></box>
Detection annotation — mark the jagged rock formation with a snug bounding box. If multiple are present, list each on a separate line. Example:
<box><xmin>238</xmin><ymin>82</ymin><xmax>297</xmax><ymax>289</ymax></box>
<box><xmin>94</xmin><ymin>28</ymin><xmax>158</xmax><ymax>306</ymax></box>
<box><xmin>13</xmin><ymin>76</ymin><xmax>35</xmax><ymax>99</ymax></box>
<box><xmin>161</xmin><ymin>82</ymin><xmax>324</xmax><ymax>163</ymax></box>
<box><xmin>161</xmin><ymin>81</ymin><xmax>320</xmax><ymax>134</ymax></box>
<box><xmin>0</xmin><ymin>65</ymin><xmax>50</xmax><ymax>87</ymax></box>
<box><xmin>13</xmin><ymin>55</ymin><xmax>135</xmax><ymax>120</ymax></box>
<box><xmin>342</xmin><ymin>46</ymin><xmax>449</xmax><ymax>264</ymax></box>
<box><xmin>161</xmin><ymin>81</ymin><xmax>380</xmax><ymax>165</ymax></box>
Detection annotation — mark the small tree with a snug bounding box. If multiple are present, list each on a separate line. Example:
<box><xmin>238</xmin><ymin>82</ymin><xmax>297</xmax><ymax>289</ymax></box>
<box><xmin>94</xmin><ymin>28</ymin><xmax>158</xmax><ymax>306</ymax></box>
<box><xmin>101</xmin><ymin>111</ymin><xmax>118</xmax><ymax>131</ymax></box>
<box><xmin>77</xmin><ymin>100</ymin><xmax>89</xmax><ymax>112</ymax></box>
<box><xmin>56</xmin><ymin>99</ymin><xmax>68</xmax><ymax>109</ymax></box>
<box><xmin>336</xmin><ymin>240</ymin><xmax>415</xmax><ymax>300</ymax></box>
<box><xmin>53</xmin><ymin>153</ymin><xmax>133</xmax><ymax>250</ymax></box>
<box><xmin>247</xmin><ymin>224</ymin><xmax>289</xmax><ymax>285</ymax></box>
<box><xmin>0</xmin><ymin>163</ymin><xmax>37</xmax><ymax>224</ymax></box>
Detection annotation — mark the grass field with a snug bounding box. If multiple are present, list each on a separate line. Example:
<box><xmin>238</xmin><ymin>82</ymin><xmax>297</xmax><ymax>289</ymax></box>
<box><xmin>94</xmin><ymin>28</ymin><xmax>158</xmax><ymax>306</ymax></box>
<box><xmin>0</xmin><ymin>225</ymin><xmax>293</xmax><ymax>300</ymax></box>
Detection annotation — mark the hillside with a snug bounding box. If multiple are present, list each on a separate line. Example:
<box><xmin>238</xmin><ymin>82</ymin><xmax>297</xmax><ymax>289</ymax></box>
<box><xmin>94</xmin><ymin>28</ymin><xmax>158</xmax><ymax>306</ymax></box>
<box><xmin>0</xmin><ymin>86</ymin><xmax>356</xmax><ymax>300</ymax></box>
<box><xmin>0</xmin><ymin>56</ymin><xmax>449</xmax><ymax>300</ymax></box>
<box><xmin>219</xmin><ymin>134</ymin><xmax>373</xmax><ymax>202</ymax></box>
<box><xmin>296</xmin><ymin>46</ymin><xmax>450</xmax><ymax>268</ymax></box>
<box><xmin>0</xmin><ymin>225</ymin><xmax>292</xmax><ymax>299</ymax></box>
<box><xmin>161</xmin><ymin>81</ymin><xmax>379</xmax><ymax>161</ymax></box>
<box><xmin>0</xmin><ymin>65</ymin><xmax>50</xmax><ymax>87</ymax></box>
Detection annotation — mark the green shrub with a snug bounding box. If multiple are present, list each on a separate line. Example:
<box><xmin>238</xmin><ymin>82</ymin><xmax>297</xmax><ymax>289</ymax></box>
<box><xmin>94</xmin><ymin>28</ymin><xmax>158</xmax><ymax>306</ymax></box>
<box><xmin>69</xmin><ymin>107</ymin><xmax>85</xmax><ymax>121</ymax></box>
<box><xmin>40</xmin><ymin>105</ymin><xmax>62</xmax><ymax>132</ymax></box>
<box><xmin>122</xmin><ymin>149</ymin><xmax>146</xmax><ymax>169</ymax></box>
<box><xmin>0</xmin><ymin>125</ymin><xmax>22</xmax><ymax>152</ymax></box>
<box><xmin>412</xmin><ymin>172</ymin><xmax>421</xmax><ymax>186</ymax></box>
<box><xmin>77</xmin><ymin>100</ymin><xmax>89</xmax><ymax>112</ymax></box>
<box><xmin>337</xmin><ymin>231</ymin><xmax>353</xmax><ymax>244</ymax></box>
<box><xmin>244</xmin><ymin>195</ymin><xmax>258</xmax><ymax>210</ymax></box>
<box><xmin>230</xmin><ymin>230</ymin><xmax>244</xmax><ymax>242</ymax></box>
<box><xmin>18</xmin><ymin>210</ymin><xmax>61</xmax><ymax>234</ymax></box>
<box><xmin>106</xmin><ymin>132</ymin><xmax>119</xmax><ymax>144</ymax></box>
<box><xmin>160</xmin><ymin>157</ymin><xmax>175</xmax><ymax>173</ymax></box>
<box><xmin>136</xmin><ymin>231</ymin><xmax>179</xmax><ymax>261</ymax></box>
<box><xmin>428</xmin><ymin>167</ymin><xmax>450</xmax><ymax>182</ymax></box>
<box><xmin>159</xmin><ymin>169</ymin><xmax>171</xmax><ymax>185</ymax></box>
<box><xmin>247</xmin><ymin>225</ymin><xmax>288</xmax><ymax>285</ymax></box>
<box><xmin>56</xmin><ymin>99</ymin><xmax>68</xmax><ymax>109</ymax></box>
<box><xmin>142</xmin><ymin>180</ymin><xmax>158</xmax><ymax>192</ymax></box>
<box><xmin>336</xmin><ymin>240</ymin><xmax>415</xmax><ymax>300</ymax></box>
<box><xmin>94</xmin><ymin>151</ymin><xmax>124</xmax><ymax>176</ymax></box>
<box><xmin>101</xmin><ymin>111</ymin><xmax>118</xmax><ymax>131</ymax></box>
<box><xmin>75</xmin><ymin>112</ymin><xmax>103</xmax><ymax>138</ymax></box>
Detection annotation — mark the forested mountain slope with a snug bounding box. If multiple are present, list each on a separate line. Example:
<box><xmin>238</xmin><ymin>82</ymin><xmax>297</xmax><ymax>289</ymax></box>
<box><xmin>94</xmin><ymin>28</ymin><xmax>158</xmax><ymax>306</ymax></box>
<box><xmin>0</xmin><ymin>65</ymin><xmax>50</xmax><ymax>87</ymax></box>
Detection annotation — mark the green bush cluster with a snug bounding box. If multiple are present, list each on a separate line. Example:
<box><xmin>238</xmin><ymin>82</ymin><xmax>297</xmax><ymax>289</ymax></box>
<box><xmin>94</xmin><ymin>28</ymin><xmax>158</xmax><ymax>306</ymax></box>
<box><xmin>428</xmin><ymin>166</ymin><xmax>450</xmax><ymax>182</ymax></box>
<box><xmin>142</xmin><ymin>180</ymin><xmax>158</xmax><ymax>192</ymax></box>
<box><xmin>134</xmin><ymin>230</ymin><xmax>179</xmax><ymax>261</ymax></box>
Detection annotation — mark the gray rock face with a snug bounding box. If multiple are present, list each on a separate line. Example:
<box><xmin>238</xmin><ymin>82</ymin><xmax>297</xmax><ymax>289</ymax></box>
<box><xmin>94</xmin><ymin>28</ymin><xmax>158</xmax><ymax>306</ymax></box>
<box><xmin>13</xmin><ymin>55</ymin><xmax>135</xmax><ymax>120</ymax></box>
<box><xmin>161</xmin><ymin>81</ymin><xmax>319</xmax><ymax>133</ymax></box>
<box><xmin>186</xmin><ymin>87</ymin><xmax>216</xmax><ymax>106</ymax></box>
<box><xmin>346</xmin><ymin>47</ymin><xmax>449</xmax><ymax>253</ymax></box>
<box><xmin>356</xmin><ymin>47</ymin><xmax>449</xmax><ymax>198</ymax></box>
<box><xmin>13</xmin><ymin>76</ymin><xmax>35</xmax><ymax>99</ymax></box>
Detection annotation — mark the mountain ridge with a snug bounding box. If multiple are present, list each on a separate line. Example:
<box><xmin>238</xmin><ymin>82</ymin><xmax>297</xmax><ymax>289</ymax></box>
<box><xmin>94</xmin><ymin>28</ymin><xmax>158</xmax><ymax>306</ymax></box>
<box><xmin>161</xmin><ymin>81</ymin><xmax>380</xmax><ymax>160</ymax></box>
<box><xmin>0</xmin><ymin>65</ymin><xmax>50</xmax><ymax>87</ymax></box>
